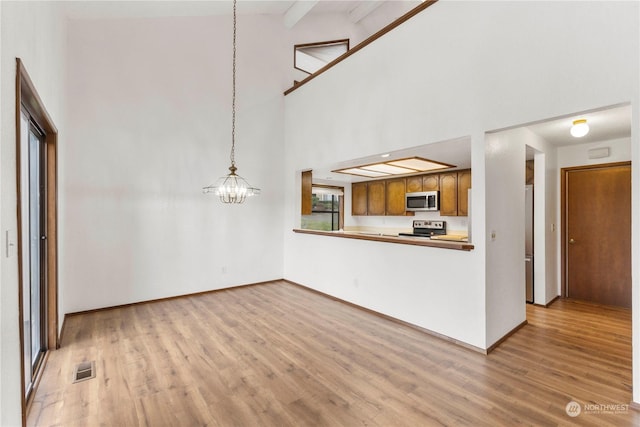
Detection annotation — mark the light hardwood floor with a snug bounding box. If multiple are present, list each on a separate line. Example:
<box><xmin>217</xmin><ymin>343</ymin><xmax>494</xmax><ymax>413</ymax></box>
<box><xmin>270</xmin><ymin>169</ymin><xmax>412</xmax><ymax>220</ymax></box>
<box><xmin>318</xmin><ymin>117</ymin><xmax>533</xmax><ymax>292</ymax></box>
<box><xmin>28</xmin><ymin>281</ymin><xmax>638</xmax><ymax>426</ymax></box>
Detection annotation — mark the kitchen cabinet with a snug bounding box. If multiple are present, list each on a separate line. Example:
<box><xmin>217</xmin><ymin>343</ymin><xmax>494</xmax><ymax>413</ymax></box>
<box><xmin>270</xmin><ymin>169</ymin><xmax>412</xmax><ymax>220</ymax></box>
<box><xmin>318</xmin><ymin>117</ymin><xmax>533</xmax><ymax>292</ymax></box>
<box><xmin>439</xmin><ymin>172</ymin><xmax>458</xmax><ymax>216</ymax></box>
<box><xmin>367</xmin><ymin>181</ymin><xmax>386</xmax><ymax>216</ymax></box>
<box><xmin>351</xmin><ymin>169</ymin><xmax>469</xmax><ymax>217</ymax></box>
<box><xmin>406</xmin><ymin>176</ymin><xmax>423</xmax><ymax>193</ymax></box>
<box><xmin>301</xmin><ymin>170</ymin><xmax>312</xmax><ymax>215</ymax></box>
<box><xmin>422</xmin><ymin>174</ymin><xmax>440</xmax><ymax>191</ymax></box>
<box><xmin>440</xmin><ymin>169</ymin><xmax>471</xmax><ymax>216</ymax></box>
<box><xmin>457</xmin><ymin>170</ymin><xmax>471</xmax><ymax>216</ymax></box>
<box><xmin>385</xmin><ymin>178</ymin><xmax>407</xmax><ymax>216</ymax></box>
<box><xmin>407</xmin><ymin>174</ymin><xmax>439</xmax><ymax>192</ymax></box>
<box><xmin>352</xmin><ymin>182</ymin><xmax>368</xmax><ymax>216</ymax></box>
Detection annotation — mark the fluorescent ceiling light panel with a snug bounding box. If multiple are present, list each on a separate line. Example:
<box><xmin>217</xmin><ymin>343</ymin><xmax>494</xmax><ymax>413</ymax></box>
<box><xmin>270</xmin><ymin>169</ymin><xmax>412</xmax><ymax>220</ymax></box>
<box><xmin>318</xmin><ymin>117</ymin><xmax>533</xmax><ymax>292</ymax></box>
<box><xmin>333</xmin><ymin>157</ymin><xmax>455</xmax><ymax>178</ymax></box>
<box><xmin>337</xmin><ymin>168</ymin><xmax>390</xmax><ymax>178</ymax></box>
<box><xmin>388</xmin><ymin>158</ymin><xmax>451</xmax><ymax>171</ymax></box>
<box><xmin>361</xmin><ymin>163</ymin><xmax>415</xmax><ymax>174</ymax></box>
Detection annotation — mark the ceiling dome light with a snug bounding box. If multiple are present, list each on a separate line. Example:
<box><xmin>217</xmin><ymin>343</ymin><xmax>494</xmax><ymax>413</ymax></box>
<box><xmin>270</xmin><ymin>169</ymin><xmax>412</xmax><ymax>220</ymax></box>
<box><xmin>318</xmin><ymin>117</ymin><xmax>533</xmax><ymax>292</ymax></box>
<box><xmin>570</xmin><ymin>119</ymin><xmax>589</xmax><ymax>138</ymax></box>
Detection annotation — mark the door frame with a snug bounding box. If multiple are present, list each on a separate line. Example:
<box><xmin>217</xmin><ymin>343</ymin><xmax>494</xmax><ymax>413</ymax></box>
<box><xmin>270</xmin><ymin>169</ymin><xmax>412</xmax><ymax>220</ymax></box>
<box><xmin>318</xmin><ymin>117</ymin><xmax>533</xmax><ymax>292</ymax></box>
<box><xmin>560</xmin><ymin>161</ymin><xmax>631</xmax><ymax>298</ymax></box>
<box><xmin>16</xmin><ymin>58</ymin><xmax>59</xmax><ymax>423</ymax></box>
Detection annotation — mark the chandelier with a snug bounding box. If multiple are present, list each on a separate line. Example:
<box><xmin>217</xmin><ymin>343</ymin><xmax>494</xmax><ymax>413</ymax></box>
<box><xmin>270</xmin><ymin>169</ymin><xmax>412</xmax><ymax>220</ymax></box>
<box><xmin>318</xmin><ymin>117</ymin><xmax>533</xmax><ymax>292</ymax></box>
<box><xmin>203</xmin><ymin>0</ymin><xmax>260</xmax><ymax>203</ymax></box>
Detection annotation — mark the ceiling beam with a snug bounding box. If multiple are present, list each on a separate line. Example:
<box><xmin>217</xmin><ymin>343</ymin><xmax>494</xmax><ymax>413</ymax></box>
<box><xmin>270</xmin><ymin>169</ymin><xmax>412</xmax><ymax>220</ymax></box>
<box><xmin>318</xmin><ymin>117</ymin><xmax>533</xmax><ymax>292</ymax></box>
<box><xmin>284</xmin><ymin>1</ymin><xmax>320</xmax><ymax>29</ymax></box>
<box><xmin>348</xmin><ymin>1</ymin><xmax>384</xmax><ymax>24</ymax></box>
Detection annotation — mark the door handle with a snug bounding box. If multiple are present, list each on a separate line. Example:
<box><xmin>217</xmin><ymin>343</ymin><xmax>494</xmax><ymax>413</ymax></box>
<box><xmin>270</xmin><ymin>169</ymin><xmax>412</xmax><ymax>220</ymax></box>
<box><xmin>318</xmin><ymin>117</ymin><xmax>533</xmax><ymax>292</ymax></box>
<box><xmin>569</xmin><ymin>238</ymin><xmax>575</xmax><ymax>244</ymax></box>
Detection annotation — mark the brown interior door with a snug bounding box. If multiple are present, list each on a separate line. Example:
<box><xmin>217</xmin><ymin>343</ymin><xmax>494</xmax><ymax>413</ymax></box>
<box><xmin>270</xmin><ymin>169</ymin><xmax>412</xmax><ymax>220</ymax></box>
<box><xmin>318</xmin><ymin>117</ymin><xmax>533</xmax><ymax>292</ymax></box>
<box><xmin>565</xmin><ymin>164</ymin><xmax>631</xmax><ymax>308</ymax></box>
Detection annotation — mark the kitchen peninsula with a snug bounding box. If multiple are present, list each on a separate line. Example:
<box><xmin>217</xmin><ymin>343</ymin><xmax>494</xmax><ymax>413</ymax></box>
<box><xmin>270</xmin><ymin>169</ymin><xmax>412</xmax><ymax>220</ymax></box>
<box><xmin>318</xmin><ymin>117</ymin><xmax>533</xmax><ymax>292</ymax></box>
<box><xmin>293</xmin><ymin>228</ymin><xmax>474</xmax><ymax>251</ymax></box>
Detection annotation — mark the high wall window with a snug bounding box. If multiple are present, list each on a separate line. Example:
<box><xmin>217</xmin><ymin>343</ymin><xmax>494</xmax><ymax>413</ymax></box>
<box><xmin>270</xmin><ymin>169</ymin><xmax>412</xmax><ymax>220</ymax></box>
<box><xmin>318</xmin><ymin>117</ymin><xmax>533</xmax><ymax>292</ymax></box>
<box><xmin>294</xmin><ymin>39</ymin><xmax>349</xmax><ymax>75</ymax></box>
<box><xmin>301</xmin><ymin>186</ymin><xmax>344</xmax><ymax>231</ymax></box>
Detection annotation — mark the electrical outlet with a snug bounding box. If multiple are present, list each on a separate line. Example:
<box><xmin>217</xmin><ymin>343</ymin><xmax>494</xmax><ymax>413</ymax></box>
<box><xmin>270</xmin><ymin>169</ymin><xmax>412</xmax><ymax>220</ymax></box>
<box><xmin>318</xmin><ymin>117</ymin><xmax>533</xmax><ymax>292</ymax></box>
<box><xmin>221</xmin><ymin>266</ymin><xmax>227</xmax><ymax>274</ymax></box>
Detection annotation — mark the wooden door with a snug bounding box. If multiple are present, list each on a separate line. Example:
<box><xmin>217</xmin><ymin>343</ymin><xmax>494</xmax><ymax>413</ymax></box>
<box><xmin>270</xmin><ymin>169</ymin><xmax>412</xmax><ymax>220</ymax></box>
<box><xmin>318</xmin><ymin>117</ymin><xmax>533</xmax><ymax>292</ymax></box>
<box><xmin>457</xmin><ymin>170</ymin><xmax>471</xmax><ymax>217</ymax></box>
<box><xmin>385</xmin><ymin>178</ymin><xmax>406</xmax><ymax>215</ymax></box>
<box><xmin>351</xmin><ymin>182</ymin><xmax>368</xmax><ymax>216</ymax></box>
<box><xmin>439</xmin><ymin>172</ymin><xmax>458</xmax><ymax>216</ymax></box>
<box><xmin>367</xmin><ymin>181</ymin><xmax>386</xmax><ymax>216</ymax></box>
<box><xmin>565</xmin><ymin>163</ymin><xmax>631</xmax><ymax>308</ymax></box>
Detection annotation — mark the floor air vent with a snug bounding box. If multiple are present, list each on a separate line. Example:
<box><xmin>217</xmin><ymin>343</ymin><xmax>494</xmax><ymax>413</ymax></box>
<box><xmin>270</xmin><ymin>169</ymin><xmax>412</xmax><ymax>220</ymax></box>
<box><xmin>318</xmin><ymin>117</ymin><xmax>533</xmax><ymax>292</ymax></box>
<box><xmin>73</xmin><ymin>361</ymin><xmax>96</xmax><ymax>383</ymax></box>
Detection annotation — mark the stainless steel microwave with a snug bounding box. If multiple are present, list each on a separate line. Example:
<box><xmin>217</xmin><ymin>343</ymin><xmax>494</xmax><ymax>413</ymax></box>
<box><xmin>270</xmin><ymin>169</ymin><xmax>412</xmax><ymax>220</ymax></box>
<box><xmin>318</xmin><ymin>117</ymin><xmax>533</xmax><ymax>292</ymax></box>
<box><xmin>405</xmin><ymin>191</ymin><xmax>439</xmax><ymax>211</ymax></box>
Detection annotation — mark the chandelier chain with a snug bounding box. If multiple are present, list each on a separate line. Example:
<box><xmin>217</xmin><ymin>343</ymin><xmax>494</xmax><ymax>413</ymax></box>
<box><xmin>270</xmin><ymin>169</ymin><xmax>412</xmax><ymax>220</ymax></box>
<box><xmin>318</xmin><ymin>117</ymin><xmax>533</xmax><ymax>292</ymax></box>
<box><xmin>230</xmin><ymin>0</ymin><xmax>237</xmax><ymax>169</ymax></box>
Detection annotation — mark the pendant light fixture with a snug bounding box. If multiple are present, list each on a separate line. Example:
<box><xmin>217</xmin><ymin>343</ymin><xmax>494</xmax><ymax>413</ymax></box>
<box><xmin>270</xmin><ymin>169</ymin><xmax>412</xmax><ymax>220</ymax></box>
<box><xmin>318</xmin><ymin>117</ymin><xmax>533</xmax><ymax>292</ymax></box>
<box><xmin>203</xmin><ymin>0</ymin><xmax>260</xmax><ymax>203</ymax></box>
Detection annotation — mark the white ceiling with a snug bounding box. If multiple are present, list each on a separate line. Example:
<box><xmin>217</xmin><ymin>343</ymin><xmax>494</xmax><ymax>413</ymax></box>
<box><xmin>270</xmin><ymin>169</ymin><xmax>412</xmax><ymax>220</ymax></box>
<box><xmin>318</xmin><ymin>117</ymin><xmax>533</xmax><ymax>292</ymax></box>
<box><xmin>525</xmin><ymin>104</ymin><xmax>631</xmax><ymax>147</ymax></box>
<box><xmin>60</xmin><ymin>1</ymin><xmax>631</xmax><ymax>180</ymax></box>
<box><xmin>316</xmin><ymin>104</ymin><xmax>632</xmax><ymax>184</ymax></box>
<box><xmin>61</xmin><ymin>1</ymin><xmax>400</xmax><ymax>20</ymax></box>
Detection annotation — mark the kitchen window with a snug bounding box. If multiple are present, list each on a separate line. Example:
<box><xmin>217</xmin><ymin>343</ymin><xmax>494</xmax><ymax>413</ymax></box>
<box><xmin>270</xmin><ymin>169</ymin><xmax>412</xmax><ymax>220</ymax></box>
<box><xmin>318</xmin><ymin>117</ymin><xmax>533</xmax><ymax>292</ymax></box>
<box><xmin>301</xmin><ymin>186</ymin><xmax>344</xmax><ymax>231</ymax></box>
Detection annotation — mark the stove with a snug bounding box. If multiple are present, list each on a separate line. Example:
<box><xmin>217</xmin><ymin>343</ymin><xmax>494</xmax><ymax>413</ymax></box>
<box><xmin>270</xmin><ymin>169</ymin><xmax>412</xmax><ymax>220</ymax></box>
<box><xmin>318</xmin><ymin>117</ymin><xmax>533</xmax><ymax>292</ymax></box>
<box><xmin>398</xmin><ymin>220</ymin><xmax>446</xmax><ymax>238</ymax></box>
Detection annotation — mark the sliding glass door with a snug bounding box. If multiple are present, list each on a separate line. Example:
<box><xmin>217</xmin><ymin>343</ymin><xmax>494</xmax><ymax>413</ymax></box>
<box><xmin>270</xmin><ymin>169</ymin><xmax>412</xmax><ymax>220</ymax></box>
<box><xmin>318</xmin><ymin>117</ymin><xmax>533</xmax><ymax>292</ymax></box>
<box><xmin>20</xmin><ymin>109</ymin><xmax>47</xmax><ymax>398</ymax></box>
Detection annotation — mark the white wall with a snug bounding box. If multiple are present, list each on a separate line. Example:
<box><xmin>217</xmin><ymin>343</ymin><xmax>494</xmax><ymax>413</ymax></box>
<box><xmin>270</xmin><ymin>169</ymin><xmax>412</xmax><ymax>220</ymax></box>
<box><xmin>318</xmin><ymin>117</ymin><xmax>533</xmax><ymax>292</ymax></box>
<box><xmin>485</xmin><ymin>126</ymin><xmax>558</xmax><ymax>345</ymax></box>
<box><xmin>284</xmin><ymin>1</ymin><xmax>639</xmax><ymax>353</ymax></box>
<box><xmin>557</xmin><ymin>137</ymin><xmax>631</xmax><ymax>168</ymax></box>
<box><xmin>61</xmin><ymin>8</ymin><xmax>387</xmax><ymax>313</ymax></box>
<box><xmin>62</xmin><ymin>14</ymin><xmax>288</xmax><ymax>312</ymax></box>
<box><xmin>286</xmin><ymin>231</ymin><xmax>485</xmax><ymax>347</ymax></box>
<box><xmin>485</xmin><ymin>129</ymin><xmax>527</xmax><ymax>345</ymax></box>
<box><xmin>0</xmin><ymin>2</ymin><xmax>67</xmax><ymax>425</ymax></box>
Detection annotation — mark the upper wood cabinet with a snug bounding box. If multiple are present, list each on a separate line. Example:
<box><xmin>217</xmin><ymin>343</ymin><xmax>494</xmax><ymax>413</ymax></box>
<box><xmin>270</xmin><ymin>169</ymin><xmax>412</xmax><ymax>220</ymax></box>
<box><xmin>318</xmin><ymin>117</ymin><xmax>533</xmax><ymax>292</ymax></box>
<box><xmin>439</xmin><ymin>172</ymin><xmax>458</xmax><ymax>216</ymax></box>
<box><xmin>406</xmin><ymin>176</ymin><xmax>423</xmax><ymax>193</ymax></box>
<box><xmin>352</xmin><ymin>182</ymin><xmax>368</xmax><ymax>216</ymax></box>
<box><xmin>367</xmin><ymin>181</ymin><xmax>386</xmax><ymax>216</ymax></box>
<box><xmin>385</xmin><ymin>178</ymin><xmax>407</xmax><ymax>216</ymax></box>
<box><xmin>301</xmin><ymin>170</ymin><xmax>312</xmax><ymax>215</ymax></box>
<box><xmin>351</xmin><ymin>169</ymin><xmax>470</xmax><ymax>217</ymax></box>
<box><xmin>457</xmin><ymin>170</ymin><xmax>471</xmax><ymax>216</ymax></box>
<box><xmin>422</xmin><ymin>174</ymin><xmax>440</xmax><ymax>191</ymax></box>
<box><xmin>439</xmin><ymin>169</ymin><xmax>471</xmax><ymax>216</ymax></box>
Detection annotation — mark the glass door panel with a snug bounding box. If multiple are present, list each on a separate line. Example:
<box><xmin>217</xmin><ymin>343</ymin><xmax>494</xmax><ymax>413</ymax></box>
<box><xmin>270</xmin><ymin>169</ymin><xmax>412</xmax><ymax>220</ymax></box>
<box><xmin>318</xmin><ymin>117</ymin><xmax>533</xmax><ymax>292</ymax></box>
<box><xmin>20</xmin><ymin>109</ymin><xmax>47</xmax><ymax>397</ymax></box>
<box><xmin>29</xmin><ymin>127</ymin><xmax>43</xmax><ymax>368</ymax></box>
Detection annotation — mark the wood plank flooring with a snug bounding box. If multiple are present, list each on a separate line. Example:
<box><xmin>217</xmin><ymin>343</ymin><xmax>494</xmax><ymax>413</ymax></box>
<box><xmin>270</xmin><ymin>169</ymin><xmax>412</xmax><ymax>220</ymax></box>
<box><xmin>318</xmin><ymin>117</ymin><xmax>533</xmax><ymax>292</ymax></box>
<box><xmin>28</xmin><ymin>281</ymin><xmax>638</xmax><ymax>426</ymax></box>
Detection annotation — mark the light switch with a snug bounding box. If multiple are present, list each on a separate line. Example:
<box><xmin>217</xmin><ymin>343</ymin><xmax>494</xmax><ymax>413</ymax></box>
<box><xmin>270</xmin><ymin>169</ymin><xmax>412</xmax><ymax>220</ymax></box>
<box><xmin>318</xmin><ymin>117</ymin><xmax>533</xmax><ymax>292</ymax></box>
<box><xmin>491</xmin><ymin>230</ymin><xmax>496</xmax><ymax>241</ymax></box>
<box><xmin>5</xmin><ymin>230</ymin><xmax>16</xmax><ymax>258</ymax></box>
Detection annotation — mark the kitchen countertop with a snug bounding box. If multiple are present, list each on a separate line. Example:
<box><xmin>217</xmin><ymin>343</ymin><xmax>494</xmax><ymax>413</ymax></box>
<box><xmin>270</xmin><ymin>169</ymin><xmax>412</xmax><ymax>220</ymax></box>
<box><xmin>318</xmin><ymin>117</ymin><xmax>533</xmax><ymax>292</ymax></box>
<box><xmin>292</xmin><ymin>229</ymin><xmax>474</xmax><ymax>251</ymax></box>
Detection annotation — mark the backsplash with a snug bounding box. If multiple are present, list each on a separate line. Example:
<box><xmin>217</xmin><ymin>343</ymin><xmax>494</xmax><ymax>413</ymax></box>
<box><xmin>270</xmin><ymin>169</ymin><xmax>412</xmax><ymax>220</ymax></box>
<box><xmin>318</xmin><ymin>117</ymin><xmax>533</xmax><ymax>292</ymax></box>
<box><xmin>346</xmin><ymin>211</ymin><xmax>469</xmax><ymax>235</ymax></box>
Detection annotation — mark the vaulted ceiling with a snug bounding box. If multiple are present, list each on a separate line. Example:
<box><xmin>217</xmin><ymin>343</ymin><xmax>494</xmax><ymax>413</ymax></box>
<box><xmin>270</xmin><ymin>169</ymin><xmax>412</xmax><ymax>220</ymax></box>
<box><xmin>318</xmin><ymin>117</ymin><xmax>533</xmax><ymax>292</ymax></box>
<box><xmin>62</xmin><ymin>1</ymin><xmax>421</xmax><ymax>28</ymax></box>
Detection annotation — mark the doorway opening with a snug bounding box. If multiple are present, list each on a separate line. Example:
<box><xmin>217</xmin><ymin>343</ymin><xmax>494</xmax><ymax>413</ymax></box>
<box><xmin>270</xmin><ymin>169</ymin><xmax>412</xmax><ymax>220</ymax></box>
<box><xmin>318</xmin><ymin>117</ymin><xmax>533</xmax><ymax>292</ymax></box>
<box><xmin>16</xmin><ymin>58</ymin><xmax>59</xmax><ymax>420</ymax></box>
<box><xmin>524</xmin><ymin>147</ymin><xmax>535</xmax><ymax>304</ymax></box>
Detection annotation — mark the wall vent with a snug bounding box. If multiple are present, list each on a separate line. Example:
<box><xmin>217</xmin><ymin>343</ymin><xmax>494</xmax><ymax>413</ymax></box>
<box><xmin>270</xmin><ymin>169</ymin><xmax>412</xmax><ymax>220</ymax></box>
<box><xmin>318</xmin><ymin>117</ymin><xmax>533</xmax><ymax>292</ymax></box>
<box><xmin>73</xmin><ymin>361</ymin><xmax>96</xmax><ymax>383</ymax></box>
